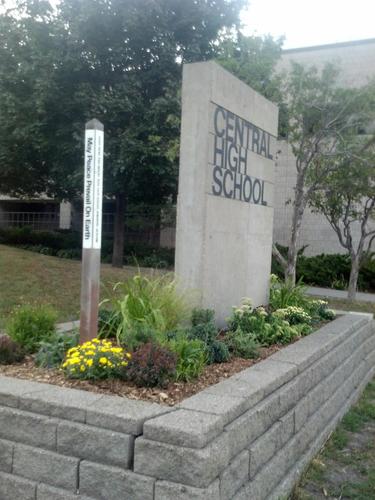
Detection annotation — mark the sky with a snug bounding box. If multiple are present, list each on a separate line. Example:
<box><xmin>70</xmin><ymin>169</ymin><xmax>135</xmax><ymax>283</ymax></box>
<box><xmin>240</xmin><ymin>0</ymin><xmax>375</xmax><ymax>49</ymax></box>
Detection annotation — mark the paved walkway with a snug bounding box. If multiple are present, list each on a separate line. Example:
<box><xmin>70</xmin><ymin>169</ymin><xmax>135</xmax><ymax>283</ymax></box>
<box><xmin>56</xmin><ymin>320</ymin><xmax>80</xmax><ymax>333</ymax></box>
<box><xmin>307</xmin><ymin>286</ymin><xmax>375</xmax><ymax>303</ymax></box>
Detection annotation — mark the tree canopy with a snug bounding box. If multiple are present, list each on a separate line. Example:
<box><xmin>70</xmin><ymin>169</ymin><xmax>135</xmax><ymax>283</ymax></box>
<box><xmin>0</xmin><ymin>0</ymin><xmax>246</xmax><ymax>202</ymax></box>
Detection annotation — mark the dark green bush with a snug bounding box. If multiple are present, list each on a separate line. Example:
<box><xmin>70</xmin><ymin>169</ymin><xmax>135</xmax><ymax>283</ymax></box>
<box><xmin>6</xmin><ymin>305</ymin><xmax>57</xmax><ymax>353</ymax></box>
<box><xmin>0</xmin><ymin>227</ymin><xmax>81</xmax><ymax>250</ymax></box>
<box><xmin>188</xmin><ymin>321</ymin><xmax>217</xmax><ymax>346</ymax></box>
<box><xmin>35</xmin><ymin>330</ymin><xmax>79</xmax><ymax>368</ymax></box>
<box><xmin>0</xmin><ymin>227</ymin><xmax>176</xmax><ymax>268</ymax></box>
<box><xmin>126</xmin><ymin>343</ymin><xmax>177</xmax><ymax>387</ymax></box>
<box><xmin>224</xmin><ymin>329</ymin><xmax>260</xmax><ymax>359</ymax></box>
<box><xmin>187</xmin><ymin>308</ymin><xmax>229</xmax><ymax>364</ymax></box>
<box><xmin>191</xmin><ymin>308</ymin><xmax>215</xmax><ymax>327</ymax></box>
<box><xmin>209</xmin><ymin>340</ymin><xmax>230</xmax><ymax>363</ymax></box>
<box><xmin>272</xmin><ymin>247</ymin><xmax>375</xmax><ymax>293</ymax></box>
<box><xmin>0</xmin><ymin>335</ymin><xmax>24</xmax><ymax>364</ymax></box>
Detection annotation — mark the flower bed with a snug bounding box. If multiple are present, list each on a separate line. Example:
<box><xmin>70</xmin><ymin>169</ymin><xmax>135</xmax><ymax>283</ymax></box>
<box><xmin>0</xmin><ymin>274</ymin><xmax>335</xmax><ymax>400</ymax></box>
<box><xmin>0</xmin><ymin>313</ymin><xmax>373</xmax><ymax>500</ymax></box>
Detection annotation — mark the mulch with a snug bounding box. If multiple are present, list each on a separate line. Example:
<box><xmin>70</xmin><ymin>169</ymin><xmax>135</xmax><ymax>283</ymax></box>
<box><xmin>0</xmin><ymin>344</ymin><xmax>283</xmax><ymax>406</ymax></box>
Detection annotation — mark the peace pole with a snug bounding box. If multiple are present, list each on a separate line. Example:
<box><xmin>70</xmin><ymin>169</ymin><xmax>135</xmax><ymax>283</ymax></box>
<box><xmin>80</xmin><ymin>119</ymin><xmax>104</xmax><ymax>344</ymax></box>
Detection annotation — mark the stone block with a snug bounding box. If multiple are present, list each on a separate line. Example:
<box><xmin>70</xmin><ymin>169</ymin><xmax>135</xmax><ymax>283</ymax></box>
<box><xmin>239</xmin><ymin>359</ymin><xmax>298</xmax><ymax>394</ymax></box>
<box><xmin>134</xmin><ymin>433</ymin><xmax>231</xmax><ymax>488</ymax></box>
<box><xmin>85</xmin><ymin>395</ymin><xmax>172</xmax><ymax>435</ymax></box>
<box><xmin>37</xmin><ymin>483</ymin><xmax>94</xmax><ymax>500</ymax></box>
<box><xmin>225</xmin><ymin>389</ymin><xmax>284</xmax><ymax>458</ymax></box>
<box><xmin>0</xmin><ymin>406</ymin><xmax>57</xmax><ymax>450</ymax></box>
<box><xmin>0</xmin><ymin>375</ymin><xmax>53</xmax><ymax>408</ymax></box>
<box><xmin>0</xmin><ymin>439</ymin><xmax>13</xmax><ymax>473</ymax></box>
<box><xmin>155</xmin><ymin>479</ymin><xmax>220</xmax><ymax>500</ymax></box>
<box><xmin>143</xmin><ymin>409</ymin><xmax>223</xmax><ymax>448</ymax></box>
<box><xmin>269</xmin><ymin>329</ymin><xmax>339</xmax><ymax>372</ymax></box>
<box><xmin>57</xmin><ymin>421</ymin><xmax>133</xmax><ymax>468</ymax></box>
<box><xmin>79</xmin><ymin>460</ymin><xmax>154</xmax><ymax>500</ymax></box>
<box><xmin>0</xmin><ymin>471</ymin><xmax>36</xmax><ymax>500</ymax></box>
<box><xmin>220</xmin><ymin>450</ymin><xmax>250</xmax><ymax>500</ymax></box>
<box><xmin>20</xmin><ymin>385</ymin><xmax>103</xmax><ymax>423</ymax></box>
<box><xmin>270</xmin><ymin>315</ymin><xmax>369</xmax><ymax>374</ymax></box>
<box><xmin>204</xmin><ymin>377</ymin><xmax>265</xmax><ymax>410</ymax></box>
<box><xmin>249</xmin><ymin>411</ymin><xmax>294</xmax><ymax>478</ymax></box>
<box><xmin>13</xmin><ymin>443</ymin><xmax>79</xmax><ymax>492</ymax></box>
<box><xmin>179</xmin><ymin>391</ymin><xmax>249</xmax><ymax>425</ymax></box>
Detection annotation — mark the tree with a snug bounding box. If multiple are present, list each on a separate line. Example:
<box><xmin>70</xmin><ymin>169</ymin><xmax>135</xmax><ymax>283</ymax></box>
<box><xmin>216</xmin><ymin>32</ymin><xmax>283</xmax><ymax>102</ymax></box>
<box><xmin>272</xmin><ymin>62</ymin><xmax>375</xmax><ymax>284</ymax></box>
<box><xmin>0</xmin><ymin>0</ymin><xmax>245</xmax><ymax>266</ymax></box>
<box><xmin>310</xmin><ymin>134</ymin><xmax>375</xmax><ymax>299</ymax></box>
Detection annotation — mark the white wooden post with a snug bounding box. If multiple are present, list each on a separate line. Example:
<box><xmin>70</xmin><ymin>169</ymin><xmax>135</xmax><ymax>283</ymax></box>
<box><xmin>80</xmin><ymin>119</ymin><xmax>104</xmax><ymax>343</ymax></box>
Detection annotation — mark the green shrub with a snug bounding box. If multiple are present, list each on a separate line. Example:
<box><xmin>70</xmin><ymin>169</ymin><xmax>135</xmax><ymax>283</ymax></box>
<box><xmin>191</xmin><ymin>308</ymin><xmax>215</xmax><ymax>327</ymax></box>
<box><xmin>227</xmin><ymin>299</ymin><xmax>304</xmax><ymax>346</ymax></box>
<box><xmin>209</xmin><ymin>340</ymin><xmax>230</xmax><ymax>363</ymax></box>
<box><xmin>168</xmin><ymin>337</ymin><xmax>207</xmax><ymax>382</ymax></box>
<box><xmin>120</xmin><ymin>324</ymin><xmax>162</xmax><ymax>352</ymax></box>
<box><xmin>308</xmin><ymin>299</ymin><xmax>336</xmax><ymax>321</ymax></box>
<box><xmin>35</xmin><ymin>330</ymin><xmax>79</xmax><ymax>368</ymax></box>
<box><xmin>187</xmin><ymin>309</ymin><xmax>230</xmax><ymax>364</ymax></box>
<box><xmin>224</xmin><ymin>329</ymin><xmax>260</xmax><ymax>359</ymax></box>
<box><xmin>188</xmin><ymin>321</ymin><xmax>217</xmax><ymax>346</ymax></box>
<box><xmin>126</xmin><ymin>343</ymin><xmax>177</xmax><ymax>387</ymax></box>
<box><xmin>266</xmin><ymin>315</ymin><xmax>300</xmax><ymax>345</ymax></box>
<box><xmin>102</xmin><ymin>273</ymin><xmax>190</xmax><ymax>344</ymax></box>
<box><xmin>272</xmin><ymin>250</ymin><xmax>375</xmax><ymax>293</ymax></box>
<box><xmin>0</xmin><ymin>335</ymin><xmax>24</xmax><ymax>365</ymax></box>
<box><xmin>269</xmin><ymin>275</ymin><xmax>310</xmax><ymax>310</ymax></box>
<box><xmin>6</xmin><ymin>305</ymin><xmax>57</xmax><ymax>353</ymax></box>
<box><xmin>272</xmin><ymin>306</ymin><xmax>312</xmax><ymax>325</ymax></box>
<box><xmin>227</xmin><ymin>298</ymin><xmax>257</xmax><ymax>333</ymax></box>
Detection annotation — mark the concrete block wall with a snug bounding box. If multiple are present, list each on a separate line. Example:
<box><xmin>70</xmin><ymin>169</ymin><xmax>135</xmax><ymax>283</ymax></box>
<box><xmin>0</xmin><ymin>314</ymin><xmax>374</xmax><ymax>499</ymax></box>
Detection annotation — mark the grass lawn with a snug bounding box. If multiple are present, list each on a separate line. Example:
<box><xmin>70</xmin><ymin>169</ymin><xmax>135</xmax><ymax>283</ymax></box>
<box><xmin>0</xmin><ymin>244</ymin><xmax>143</xmax><ymax>328</ymax></box>
<box><xmin>294</xmin><ymin>379</ymin><xmax>375</xmax><ymax>499</ymax></box>
<box><xmin>325</xmin><ymin>297</ymin><xmax>375</xmax><ymax>316</ymax></box>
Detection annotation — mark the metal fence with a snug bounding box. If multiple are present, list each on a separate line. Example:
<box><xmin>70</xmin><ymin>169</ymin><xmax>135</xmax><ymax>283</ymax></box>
<box><xmin>0</xmin><ymin>211</ymin><xmax>60</xmax><ymax>231</ymax></box>
<box><xmin>0</xmin><ymin>209</ymin><xmax>177</xmax><ymax>248</ymax></box>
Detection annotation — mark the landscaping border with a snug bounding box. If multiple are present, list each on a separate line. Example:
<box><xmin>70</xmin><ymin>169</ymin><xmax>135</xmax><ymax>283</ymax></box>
<box><xmin>0</xmin><ymin>313</ymin><xmax>374</xmax><ymax>500</ymax></box>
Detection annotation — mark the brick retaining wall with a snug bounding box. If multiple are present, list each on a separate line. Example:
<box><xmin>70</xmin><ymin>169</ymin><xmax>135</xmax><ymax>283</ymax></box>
<box><xmin>0</xmin><ymin>314</ymin><xmax>374</xmax><ymax>499</ymax></box>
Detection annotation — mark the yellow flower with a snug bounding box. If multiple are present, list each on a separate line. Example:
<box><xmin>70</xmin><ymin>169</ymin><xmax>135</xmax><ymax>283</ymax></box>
<box><xmin>126</xmin><ymin>353</ymin><xmax>131</xmax><ymax>359</ymax></box>
<box><xmin>99</xmin><ymin>357</ymin><xmax>108</xmax><ymax>365</ymax></box>
<box><xmin>111</xmin><ymin>347</ymin><xmax>122</xmax><ymax>354</ymax></box>
<box><xmin>85</xmin><ymin>359</ymin><xmax>93</xmax><ymax>367</ymax></box>
<box><xmin>69</xmin><ymin>358</ymin><xmax>80</xmax><ymax>365</ymax></box>
<box><xmin>92</xmin><ymin>339</ymin><xmax>100</xmax><ymax>344</ymax></box>
<box><xmin>80</xmin><ymin>365</ymin><xmax>86</xmax><ymax>372</ymax></box>
<box><xmin>71</xmin><ymin>351</ymin><xmax>80</xmax><ymax>358</ymax></box>
<box><xmin>85</xmin><ymin>351</ymin><xmax>95</xmax><ymax>356</ymax></box>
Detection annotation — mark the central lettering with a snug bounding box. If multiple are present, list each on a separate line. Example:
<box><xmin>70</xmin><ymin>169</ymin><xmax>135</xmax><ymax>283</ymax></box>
<box><xmin>211</xmin><ymin>104</ymin><xmax>273</xmax><ymax>206</ymax></box>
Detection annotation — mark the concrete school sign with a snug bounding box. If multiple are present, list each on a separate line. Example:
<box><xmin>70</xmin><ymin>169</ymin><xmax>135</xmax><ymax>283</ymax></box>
<box><xmin>175</xmin><ymin>61</ymin><xmax>278</xmax><ymax>324</ymax></box>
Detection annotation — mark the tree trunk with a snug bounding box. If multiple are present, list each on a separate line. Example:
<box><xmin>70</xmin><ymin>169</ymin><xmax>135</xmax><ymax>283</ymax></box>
<box><xmin>285</xmin><ymin>175</ymin><xmax>306</xmax><ymax>285</ymax></box>
<box><xmin>348</xmin><ymin>256</ymin><xmax>360</xmax><ymax>301</ymax></box>
<box><xmin>112</xmin><ymin>192</ymin><xmax>126</xmax><ymax>268</ymax></box>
